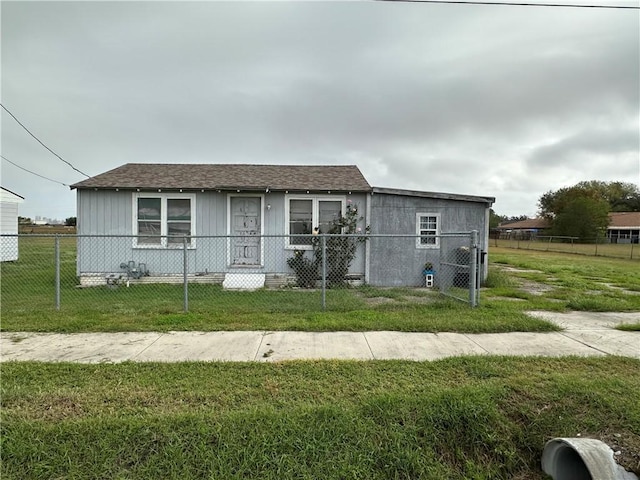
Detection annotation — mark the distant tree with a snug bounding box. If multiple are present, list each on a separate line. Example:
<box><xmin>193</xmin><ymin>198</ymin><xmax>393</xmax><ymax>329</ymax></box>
<box><xmin>539</xmin><ymin>180</ymin><xmax>640</xmax><ymax>219</ymax></box>
<box><xmin>489</xmin><ymin>209</ymin><xmax>504</xmax><ymax>229</ymax></box>
<box><xmin>489</xmin><ymin>210</ymin><xmax>530</xmax><ymax>229</ymax></box>
<box><xmin>65</xmin><ymin>217</ymin><xmax>77</xmax><ymax>227</ymax></box>
<box><xmin>18</xmin><ymin>216</ymin><xmax>33</xmax><ymax>225</ymax></box>
<box><xmin>552</xmin><ymin>196</ymin><xmax>609</xmax><ymax>240</ymax></box>
<box><xmin>501</xmin><ymin>215</ymin><xmax>530</xmax><ymax>224</ymax></box>
<box><xmin>537</xmin><ymin>181</ymin><xmax>631</xmax><ymax>240</ymax></box>
<box><xmin>580</xmin><ymin>180</ymin><xmax>640</xmax><ymax>212</ymax></box>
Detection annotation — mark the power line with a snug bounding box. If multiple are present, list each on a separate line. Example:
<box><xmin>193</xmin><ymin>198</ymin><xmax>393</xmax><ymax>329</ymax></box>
<box><xmin>1</xmin><ymin>155</ymin><xmax>69</xmax><ymax>187</ymax></box>
<box><xmin>0</xmin><ymin>103</ymin><xmax>91</xmax><ymax>178</ymax></box>
<box><xmin>376</xmin><ymin>0</ymin><xmax>639</xmax><ymax>8</ymax></box>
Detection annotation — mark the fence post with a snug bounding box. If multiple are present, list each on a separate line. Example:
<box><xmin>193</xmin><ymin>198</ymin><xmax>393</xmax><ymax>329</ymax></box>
<box><xmin>470</xmin><ymin>230</ymin><xmax>478</xmax><ymax>307</ymax></box>
<box><xmin>631</xmin><ymin>240</ymin><xmax>634</xmax><ymax>260</ymax></box>
<box><xmin>183</xmin><ymin>235</ymin><xmax>188</xmax><ymax>313</ymax></box>
<box><xmin>321</xmin><ymin>234</ymin><xmax>327</xmax><ymax>310</ymax></box>
<box><xmin>55</xmin><ymin>234</ymin><xmax>61</xmax><ymax>310</ymax></box>
<box><xmin>595</xmin><ymin>233</ymin><xmax>598</xmax><ymax>257</ymax></box>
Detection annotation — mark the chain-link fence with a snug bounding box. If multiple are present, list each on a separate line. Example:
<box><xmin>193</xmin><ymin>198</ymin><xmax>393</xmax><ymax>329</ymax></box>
<box><xmin>1</xmin><ymin>233</ymin><xmax>480</xmax><ymax>316</ymax></box>
<box><xmin>492</xmin><ymin>235</ymin><xmax>638</xmax><ymax>260</ymax></box>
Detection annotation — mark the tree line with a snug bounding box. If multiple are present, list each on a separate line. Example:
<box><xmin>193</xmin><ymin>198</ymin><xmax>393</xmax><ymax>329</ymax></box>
<box><xmin>492</xmin><ymin>180</ymin><xmax>640</xmax><ymax>240</ymax></box>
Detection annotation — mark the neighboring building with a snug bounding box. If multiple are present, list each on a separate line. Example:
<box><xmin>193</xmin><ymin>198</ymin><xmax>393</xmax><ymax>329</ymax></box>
<box><xmin>495</xmin><ymin>218</ymin><xmax>550</xmax><ymax>239</ymax></box>
<box><xmin>608</xmin><ymin>212</ymin><xmax>640</xmax><ymax>244</ymax></box>
<box><xmin>497</xmin><ymin>213</ymin><xmax>640</xmax><ymax>243</ymax></box>
<box><xmin>0</xmin><ymin>187</ymin><xmax>24</xmax><ymax>262</ymax></box>
<box><xmin>70</xmin><ymin>164</ymin><xmax>494</xmax><ymax>287</ymax></box>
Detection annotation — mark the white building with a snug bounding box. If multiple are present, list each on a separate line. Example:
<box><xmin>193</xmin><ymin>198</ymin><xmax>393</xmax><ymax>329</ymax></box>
<box><xmin>1</xmin><ymin>187</ymin><xmax>25</xmax><ymax>262</ymax></box>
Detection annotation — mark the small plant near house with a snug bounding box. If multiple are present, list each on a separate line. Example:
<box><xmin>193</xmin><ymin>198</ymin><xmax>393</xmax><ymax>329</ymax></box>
<box><xmin>287</xmin><ymin>202</ymin><xmax>370</xmax><ymax>288</ymax></box>
<box><xmin>314</xmin><ymin>202</ymin><xmax>369</xmax><ymax>287</ymax></box>
<box><xmin>286</xmin><ymin>250</ymin><xmax>319</xmax><ymax>288</ymax></box>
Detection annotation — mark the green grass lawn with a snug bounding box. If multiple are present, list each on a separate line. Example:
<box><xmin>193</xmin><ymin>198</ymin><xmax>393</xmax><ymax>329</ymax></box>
<box><xmin>2</xmin><ymin>357</ymin><xmax>639</xmax><ymax>480</ymax></box>
<box><xmin>487</xmin><ymin>247</ymin><xmax>640</xmax><ymax>311</ymax></box>
<box><xmin>2</xmin><ymin>240</ymin><xmax>639</xmax><ymax>333</ymax></box>
<box><xmin>3</xmin><ymin>242</ymin><xmax>639</xmax><ymax>479</ymax></box>
<box><xmin>494</xmin><ymin>237</ymin><xmax>640</xmax><ymax>261</ymax></box>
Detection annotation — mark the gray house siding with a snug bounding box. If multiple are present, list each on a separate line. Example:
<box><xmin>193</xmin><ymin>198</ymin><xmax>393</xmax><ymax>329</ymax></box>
<box><xmin>76</xmin><ymin>189</ymin><xmax>368</xmax><ymax>279</ymax></box>
<box><xmin>367</xmin><ymin>191</ymin><xmax>490</xmax><ymax>287</ymax></box>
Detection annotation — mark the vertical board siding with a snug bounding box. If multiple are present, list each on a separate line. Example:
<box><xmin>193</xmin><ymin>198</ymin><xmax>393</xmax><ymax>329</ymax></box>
<box><xmin>76</xmin><ymin>190</ymin><xmax>368</xmax><ymax>278</ymax></box>
<box><xmin>368</xmin><ymin>193</ymin><xmax>488</xmax><ymax>287</ymax></box>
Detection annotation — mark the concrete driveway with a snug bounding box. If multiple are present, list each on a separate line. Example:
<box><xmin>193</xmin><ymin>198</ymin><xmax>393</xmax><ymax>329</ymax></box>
<box><xmin>1</xmin><ymin>311</ymin><xmax>638</xmax><ymax>363</ymax></box>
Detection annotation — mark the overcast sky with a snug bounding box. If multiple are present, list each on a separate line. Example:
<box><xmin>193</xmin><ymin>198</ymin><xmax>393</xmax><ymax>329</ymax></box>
<box><xmin>2</xmin><ymin>0</ymin><xmax>638</xmax><ymax>221</ymax></box>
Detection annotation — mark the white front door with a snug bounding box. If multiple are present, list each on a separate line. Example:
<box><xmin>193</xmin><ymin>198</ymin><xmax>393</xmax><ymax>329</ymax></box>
<box><xmin>230</xmin><ymin>197</ymin><xmax>261</xmax><ymax>266</ymax></box>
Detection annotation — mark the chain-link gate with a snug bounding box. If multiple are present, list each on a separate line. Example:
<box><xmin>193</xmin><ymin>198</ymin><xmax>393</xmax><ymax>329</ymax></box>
<box><xmin>438</xmin><ymin>231</ymin><xmax>480</xmax><ymax>307</ymax></box>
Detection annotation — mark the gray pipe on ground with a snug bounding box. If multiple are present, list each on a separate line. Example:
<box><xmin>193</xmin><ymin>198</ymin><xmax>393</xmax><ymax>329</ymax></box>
<box><xmin>542</xmin><ymin>438</ymin><xmax>638</xmax><ymax>480</ymax></box>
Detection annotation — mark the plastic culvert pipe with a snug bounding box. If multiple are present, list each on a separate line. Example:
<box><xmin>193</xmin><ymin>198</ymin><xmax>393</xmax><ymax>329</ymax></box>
<box><xmin>541</xmin><ymin>438</ymin><xmax>638</xmax><ymax>480</ymax></box>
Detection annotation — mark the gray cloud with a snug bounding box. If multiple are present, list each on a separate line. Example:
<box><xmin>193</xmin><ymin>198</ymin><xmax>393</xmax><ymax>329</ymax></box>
<box><xmin>2</xmin><ymin>1</ymin><xmax>638</xmax><ymax>220</ymax></box>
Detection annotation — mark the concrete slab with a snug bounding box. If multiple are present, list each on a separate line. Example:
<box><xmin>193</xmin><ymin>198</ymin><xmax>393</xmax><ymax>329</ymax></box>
<box><xmin>364</xmin><ymin>331</ymin><xmax>486</xmax><ymax>360</ymax></box>
<box><xmin>561</xmin><ymin>330</ymin><xmax>640</xmax><ymax>358</ymax></box>
<box><xmin>223</xmin><ymin>273</ymin><xmax>265</xmax><ymax>290</ymax></box>
<box><xmin>2</xmin><ymin>310</ymin><xmax>638</xmax><ymax>363</ymax></box>
<box><xmin>0</xmin><ymin>332</ymin><xmax>162</xmax><ymax>363</ymax></box>
<box><xmin>466</xmin><ymin>332</ymin><xmax>606</xmax><ymax>357</ymax></box>
<box><xmin>528</xmin><ymin>311</ymin><xmax>640</xmax><ymax>330</ymax></box>
<box><xmin>257</xmin><ymin>331</ymin><xmax>372</xmax><ymax>362</ymax></box>
<box><xmin>134</xmin><ymin>331</ymin><xmax>264</xmax><ymax>362</ymax></box>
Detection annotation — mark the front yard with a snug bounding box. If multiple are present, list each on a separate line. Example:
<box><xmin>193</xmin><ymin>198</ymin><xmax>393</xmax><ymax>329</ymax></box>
<box><xmin>2</xmin><ymin>241</ymin><xmax>640</xmax><ymax>333</ymax></box>
<box><xmin>2</xmin><ymin>247</ymin><xmax>639</xmax><ymax>479</ymax></box>
<box><xmin>2</xmin><ymin>357</ymin><xmax>639</xmax><ymax>479</ymax></box>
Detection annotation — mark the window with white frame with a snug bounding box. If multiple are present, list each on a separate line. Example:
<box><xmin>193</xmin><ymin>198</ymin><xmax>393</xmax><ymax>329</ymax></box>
<box><xmin>416</xmin><ymin>213</ymin><xmax>440</xmax><ymax>248</ymax></box>
<box><xmin>134</xmin><ymin>193</ymin><xmax>195</xmax><ymax>247</ymax></box>
<box><xmin>286</xmin><ymin>196</ymin><xmax>344</xmax><ymax>247</ymax></box>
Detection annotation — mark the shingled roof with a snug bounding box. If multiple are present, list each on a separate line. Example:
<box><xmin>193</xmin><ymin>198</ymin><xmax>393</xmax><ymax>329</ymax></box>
<box><xmin>70</xmin><ymin>164</ymin><xmax>372</xmax><ymax>192</ymax></box>
<box><xmin>609</xmin><ymin>211</ymin><xmax>640</xmax><ymax>229</ymax></box>
<box><xmin>496</xmin><ymin>213</ymin><xmax>640</xmax><ymax>231</ymax></box>
<box><xmin>496</xmin><ymin>218</ymin><xmax>550</xmax><ymax>230</ymax></box>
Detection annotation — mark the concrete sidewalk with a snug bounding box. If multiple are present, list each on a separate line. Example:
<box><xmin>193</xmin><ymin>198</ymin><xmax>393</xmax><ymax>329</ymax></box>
<box><xmin>1</xmin><ymin>311</ymin><xmax>638</xmax><ymax>363</ymax></box>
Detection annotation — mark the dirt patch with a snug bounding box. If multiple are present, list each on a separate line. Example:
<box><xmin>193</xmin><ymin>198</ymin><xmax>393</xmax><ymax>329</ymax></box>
<box><xmin>598</xmin><ymin>432</ymin><xmax>640</xmax><ymax>475</ymax></box>
<box><xmin>499</xmin><ymin>266</ymin><xmax>545</xmax><ymax>274</ymax></box>
<box><xmin>493</xmin><ymin>265</ymin><xmax>556</xmax><ymax>296</ymax></box>
<box><xmin>600</xmin><ymin>283</ymin><xmax>640</xmax><ymax>296</ymax></box>
<box><xmin>517</xmin><ymin>279</ymin><xmax>555</xmax><ymax>296</ymax></box>
<box><xmin>402</xmin><ymin>295</ymin><xmax>440</xmax><ymax>304</ymax></box>
<box><xmin>363</xmin><ymin>297</ymin><xmax>396</xmax><ymax>307</ymax></box>
<box><xmin>485</xmin><ymin>296</ymin><xmax>526</xmax><ymax>302</ymax></box>
<box><xmin>38</xmin><ymin>396</ymin><xmax>85</xmax><ymax>421</ymax></box>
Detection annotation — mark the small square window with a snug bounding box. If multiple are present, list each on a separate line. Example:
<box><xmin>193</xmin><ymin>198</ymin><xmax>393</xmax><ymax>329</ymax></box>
<box><xmin>416</xmin><ymin>213</ymin><xmax>440</xmax><ymax>249</ymax></box>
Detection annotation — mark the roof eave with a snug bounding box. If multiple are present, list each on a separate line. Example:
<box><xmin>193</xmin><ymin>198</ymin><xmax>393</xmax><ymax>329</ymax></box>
<box><xmin>372</xmin><ymin>187</ymin><xmax>495</xmax><ymax>205</ymax></box>
<box><xmin>71</xmin><ymin>185</ymin><xmax>372</xmax><ymax>193</ymax></box>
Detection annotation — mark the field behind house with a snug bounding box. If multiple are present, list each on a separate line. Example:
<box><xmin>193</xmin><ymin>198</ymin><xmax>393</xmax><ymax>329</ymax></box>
<box><xmin>493</xmin><ymin>237</ymin><xmax>639</xmax><ymax>260</ymax></box>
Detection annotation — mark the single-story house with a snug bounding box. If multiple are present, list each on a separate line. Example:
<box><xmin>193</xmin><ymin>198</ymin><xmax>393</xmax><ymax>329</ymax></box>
<box><xmin>495</xmin><ymin>218</ymin><xmax>551</xmax><ymax>239</ymax></box>
<box><xmin>0</xmin><ymin>187</ymin><xmax>24</xmax><ymax>262</ymax></box>
<box><xmin>607</xmin><ymin>212</ymin><xmax>640</xmax><ymax>244</ymax></box>
<box><xmin>70</xmin><ymin>164</ymin><xmax>495</xmax><ymax>287</ymax></box>
<box><xmin>497</xmin><ymin>214</ymin><xmax>640</xmax><ymax>243</ymax></box>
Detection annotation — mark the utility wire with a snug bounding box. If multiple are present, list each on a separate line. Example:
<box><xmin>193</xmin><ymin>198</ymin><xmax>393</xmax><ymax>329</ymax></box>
<box><xmin>0</xmin><ymin>103</ymin><xmax>91</xmax><ymax>178</ymax></box>
<box><xmin>376</xmin><ymin>0</ymin><xmax>639</xmax><ymax>8</ymax></box>
<box><xmin>1</xmin><ymin>155</ymin><xmax>69</xmax><ymax>187</ymax></box>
